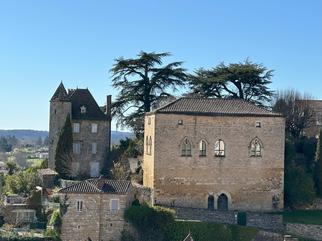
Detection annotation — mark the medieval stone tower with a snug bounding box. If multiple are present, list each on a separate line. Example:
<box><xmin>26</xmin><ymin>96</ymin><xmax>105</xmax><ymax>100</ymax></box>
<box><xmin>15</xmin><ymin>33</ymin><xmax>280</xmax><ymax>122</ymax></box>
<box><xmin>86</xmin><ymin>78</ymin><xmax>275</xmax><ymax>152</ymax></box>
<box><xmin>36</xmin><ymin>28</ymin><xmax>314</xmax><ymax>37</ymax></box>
<box><xmin>49</xmin><ymin>83</ymin><xmax>111</xmax><ymax>178</ymax></box>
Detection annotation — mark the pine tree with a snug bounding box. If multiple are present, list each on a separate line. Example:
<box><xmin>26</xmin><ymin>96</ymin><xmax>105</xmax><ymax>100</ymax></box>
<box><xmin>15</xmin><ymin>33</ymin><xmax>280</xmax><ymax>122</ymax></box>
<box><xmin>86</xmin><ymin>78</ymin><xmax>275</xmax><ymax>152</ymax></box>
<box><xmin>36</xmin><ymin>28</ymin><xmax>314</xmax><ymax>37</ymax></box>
<box><xmin>314</xmin><ymin>129</ymin><xmax>322</xmax><ymax>196</ymax></box>
<box><xmin>55</xmin><ymin>114</ymin><xmax>73</xmax><ymax>179</ymax></box>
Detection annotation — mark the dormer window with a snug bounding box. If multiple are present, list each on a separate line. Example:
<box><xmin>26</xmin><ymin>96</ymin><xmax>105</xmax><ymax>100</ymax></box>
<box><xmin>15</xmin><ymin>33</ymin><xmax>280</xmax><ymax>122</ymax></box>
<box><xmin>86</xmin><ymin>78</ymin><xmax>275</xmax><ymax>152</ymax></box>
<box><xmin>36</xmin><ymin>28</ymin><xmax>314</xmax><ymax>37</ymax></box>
<box><xmin>80</xmin><ymin>106</ymin><xmax>87</xmax><ymax>114</ymax></box>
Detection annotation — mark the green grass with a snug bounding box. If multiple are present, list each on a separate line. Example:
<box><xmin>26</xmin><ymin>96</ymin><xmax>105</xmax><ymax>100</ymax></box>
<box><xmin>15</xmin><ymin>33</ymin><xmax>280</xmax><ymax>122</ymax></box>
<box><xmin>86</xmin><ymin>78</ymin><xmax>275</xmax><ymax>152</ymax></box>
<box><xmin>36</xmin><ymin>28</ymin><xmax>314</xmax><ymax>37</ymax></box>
<box><xmin>166</xmin><ymin>221</ymin><xmax>258</xmax><ymax>241</ymax></box>
<box><xmin>282</xmin><ymin>210</ymin><xmax>322</xmax><ymax>225</ymax></box>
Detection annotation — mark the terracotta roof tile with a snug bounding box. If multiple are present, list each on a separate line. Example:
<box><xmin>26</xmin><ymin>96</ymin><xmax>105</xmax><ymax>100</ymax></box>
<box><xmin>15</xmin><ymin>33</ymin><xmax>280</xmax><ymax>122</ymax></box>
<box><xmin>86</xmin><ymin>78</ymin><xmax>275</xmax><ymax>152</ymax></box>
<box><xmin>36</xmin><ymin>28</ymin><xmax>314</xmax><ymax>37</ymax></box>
<box><xmin>152</xmin><ymin>98</ymin><xmax>281</xmax><ymax>117</ymax></box>
<box><xmin>58</xmin><ymin>178</ymin><xmax>131</xmax><ymax>194</ymax></box>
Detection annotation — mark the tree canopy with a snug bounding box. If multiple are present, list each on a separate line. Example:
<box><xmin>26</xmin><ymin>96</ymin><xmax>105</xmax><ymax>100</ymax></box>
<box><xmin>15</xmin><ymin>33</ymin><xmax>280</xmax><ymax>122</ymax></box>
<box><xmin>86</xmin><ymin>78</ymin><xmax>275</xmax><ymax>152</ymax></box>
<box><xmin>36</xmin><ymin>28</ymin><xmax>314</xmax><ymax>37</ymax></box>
<box><xmin>189</xmin><ymin>60</ymin><xmax>273</xmax><ymax>106</ymax></box>
<box><xmin>273</xmin><ymin>89</ymin><xmax>314</xmax><ymax>140</ymax></box>
<box><xmin>111</xmin><ymin>51</ymin><xmax>187</xmax><ymax>137</ymax></box>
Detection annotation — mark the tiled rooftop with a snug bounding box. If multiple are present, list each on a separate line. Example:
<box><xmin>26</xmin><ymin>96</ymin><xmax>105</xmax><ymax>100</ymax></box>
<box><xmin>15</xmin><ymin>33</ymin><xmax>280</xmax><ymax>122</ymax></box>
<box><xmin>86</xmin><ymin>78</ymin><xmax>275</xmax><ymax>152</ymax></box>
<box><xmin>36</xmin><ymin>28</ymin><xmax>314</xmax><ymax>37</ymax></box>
<box><xmin>152</xmin><ymin>98</ymin><xmax>281</xmax><ymax>117</ymax></box>
<box><xmin>58</xmin><ymin>178</ymin><xmax>131</xmax><ymax>194</ymax></box>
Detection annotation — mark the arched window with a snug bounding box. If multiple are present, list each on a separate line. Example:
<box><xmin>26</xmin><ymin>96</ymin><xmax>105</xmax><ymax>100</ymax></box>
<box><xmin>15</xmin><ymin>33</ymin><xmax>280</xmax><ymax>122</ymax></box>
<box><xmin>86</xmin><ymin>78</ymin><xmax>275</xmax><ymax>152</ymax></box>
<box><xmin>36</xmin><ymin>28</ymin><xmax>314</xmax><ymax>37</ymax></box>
<box><xmin>199</xmin><ymin>140</ymin><xmax>207</xmax><ymax>156</ymax></box>
<box><xmin>214</xmin><ymin>140</ymin><xmax>225</xmax><ymax>157</ymax></box>
<box><xmin>149</xmin><ymin>137</ymin><xmax>152</xmax><ymax>155</ymax></box>
<box><xmin>181</xmin><ymin>138</ymin><xmax>192</xmax><ymax>157</ymax></box>
<box><xmin>145</xmin><ymin>136</ymin><xmax>149</xmax><ymax>155</ymax></box>
<box><xmin>250</xmin><ymin>137</ymin><xmax>262</xmax><ymax>157</ymax></box>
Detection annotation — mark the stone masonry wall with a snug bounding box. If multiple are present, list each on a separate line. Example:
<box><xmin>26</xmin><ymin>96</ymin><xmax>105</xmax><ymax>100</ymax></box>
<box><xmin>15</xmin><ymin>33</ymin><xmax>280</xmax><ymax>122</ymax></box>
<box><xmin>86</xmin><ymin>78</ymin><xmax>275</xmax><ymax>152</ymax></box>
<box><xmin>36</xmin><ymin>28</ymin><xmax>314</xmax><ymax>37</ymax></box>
<box><xmin>60</xmin><ymin>192</ymin><xmax>132</xmax><ymax>241</ymax></box>
<box><xmin>145</xmin><ymin>113</ymin><xmax>285</xmax><ymax>211</ymax></box>
<box><xmin>143</xmin><ymin>115</ymin><xmax>155</xmax><ymax>188</ymax></box>
<box><xmin>173</xmin><ymin>207</ymin><xmax>237</xmax><ymax>224</ymax></box>
<box><xmin>286</xmin><ymin>223</ymin><xmax>322</xmax><ymax>241</ymax></box>
<box><xmin>71</xmin><ymin>119</ymin><xmax>110</xmax><ymax>177</ymax></box>
<box><xmin>246</xmin><ymin>212</ymin><xmax>284</xmax><ymax>232</ymax></box>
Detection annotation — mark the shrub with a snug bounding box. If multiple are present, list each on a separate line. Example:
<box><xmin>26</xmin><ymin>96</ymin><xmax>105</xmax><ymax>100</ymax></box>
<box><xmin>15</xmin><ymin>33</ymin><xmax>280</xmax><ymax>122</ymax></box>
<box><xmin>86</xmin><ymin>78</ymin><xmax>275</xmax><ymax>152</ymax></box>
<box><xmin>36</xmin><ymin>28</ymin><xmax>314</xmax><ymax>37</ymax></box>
<box><xmin>49</xmin><ymin>209</ymin><xmax>61</xmax><ymax>230</ymax></box>
<box><xmin>120</xmin><ymin>230</ymin><xmax>137</xmax><ymax>241</ymax></box>
<box><xmin>0</xmin><ymin>215</ymin><xmax>4</xmax><ymax>227</ymax></box>
<box><xmin>285</xmin><ymin>165</ymin><xmax>316</xmax><ymax>207</ymax></box>
<box><xmin>166</xmin><ymin>221</ymin><xmax>258</xmax><ymax>241</ymax></box>
<box><xmin>124</xmin><ymin>204</ymin><xmax>175</xmax><ymax>241</ymax></box>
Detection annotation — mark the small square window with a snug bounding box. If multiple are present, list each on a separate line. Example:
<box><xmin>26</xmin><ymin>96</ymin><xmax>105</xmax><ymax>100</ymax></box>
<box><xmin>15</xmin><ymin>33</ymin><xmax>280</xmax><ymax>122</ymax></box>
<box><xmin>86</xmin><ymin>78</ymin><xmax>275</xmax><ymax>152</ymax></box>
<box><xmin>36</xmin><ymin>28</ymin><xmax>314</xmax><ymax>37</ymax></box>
<box><xmin>110</xmin><ymin>199</ymin><xmax>119</xmax><ymax>214</ymax></box>
<box><xmin>73</xmin><ymin>123</ymin><xmax>80</xmax><ymax>133</ymax></box>
<box><xmin>178</xmin><ymin>120</ymin><xmax>183</xmax><ymax>125</ymax></box>
<box><xmin>255</xmin><ymin>121</ymin><xmax>261</xmax><ymax>128</ymax></box>
<box><xmin>91</xmin><ymin>123</ymin><xmax>98</xmax><ymax>133</ymax></box>
<box><xmin>77</xmin><ymin>225</ymin><xmax>81</xmax><ymax>229</ymax></box>
<box><xmin>73</xmin><ymin>143</ymin><xmax>81</xmax><ymax>154</ymax></box>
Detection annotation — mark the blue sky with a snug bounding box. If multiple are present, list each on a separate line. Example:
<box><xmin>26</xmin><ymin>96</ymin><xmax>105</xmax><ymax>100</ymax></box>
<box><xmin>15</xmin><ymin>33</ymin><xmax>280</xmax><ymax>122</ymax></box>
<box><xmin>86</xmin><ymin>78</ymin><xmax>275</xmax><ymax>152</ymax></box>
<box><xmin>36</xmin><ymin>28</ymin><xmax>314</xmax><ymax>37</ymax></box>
<box><xmin>0</xmin><ymin>0</ymin><xmax>321</xmax><ymax>131</ymax></box>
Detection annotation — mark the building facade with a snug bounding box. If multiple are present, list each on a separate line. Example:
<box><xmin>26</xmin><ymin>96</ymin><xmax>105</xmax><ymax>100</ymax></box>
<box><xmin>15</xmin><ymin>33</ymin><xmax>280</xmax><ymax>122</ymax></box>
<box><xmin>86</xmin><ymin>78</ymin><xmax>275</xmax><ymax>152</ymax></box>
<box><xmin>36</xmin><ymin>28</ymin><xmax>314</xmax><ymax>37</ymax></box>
<box><xmin>303</xmin><ymin>100</ymin><xmax>322</xmax><ymax>137</ymax></box>
<box><xmin>58</xmin><ymin>178</ymin><xmax>133</xmax><ymax>241</ymax></box>
<box><xmin>143</xmin><ymin>98</ymin><xmax>285</xmax><ymax>211</ymax></box>
<box><xmin>49</xmin><ymin>83</ymin><xmax>111</xmax><ymax>177</ymax></box>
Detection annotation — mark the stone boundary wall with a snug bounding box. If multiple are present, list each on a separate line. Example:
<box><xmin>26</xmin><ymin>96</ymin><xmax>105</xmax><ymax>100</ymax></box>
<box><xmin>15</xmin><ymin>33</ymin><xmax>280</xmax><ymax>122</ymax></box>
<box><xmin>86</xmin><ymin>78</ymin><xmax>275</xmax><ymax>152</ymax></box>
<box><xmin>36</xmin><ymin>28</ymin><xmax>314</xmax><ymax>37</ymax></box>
<box><xmin>133</xmin><ymin>183</ymin><xmax>153</xmax><ymax>205</ymax></box>
<box><xmin>246</xmin><ymin>212</ymin><xmax>284</xmax><ymax>232</ymax></box>
<box><xmin>173</xmin><ymin>207</ymin><xmax>237</xmax><ymax>225</ymax></box>
<box><xmin>167</xmin><ymin>206</ymin><xmax>285</xmax><ymax>232</ymax></box>
<box><xmin>286</xmin><ymin>223</ymin><xmax>322</xmax><ymax>241</ymax></box>
<box><xmin>252</xmin><ymin>231</ymin><xmax>284</xmax><ymax>241</ymax></box>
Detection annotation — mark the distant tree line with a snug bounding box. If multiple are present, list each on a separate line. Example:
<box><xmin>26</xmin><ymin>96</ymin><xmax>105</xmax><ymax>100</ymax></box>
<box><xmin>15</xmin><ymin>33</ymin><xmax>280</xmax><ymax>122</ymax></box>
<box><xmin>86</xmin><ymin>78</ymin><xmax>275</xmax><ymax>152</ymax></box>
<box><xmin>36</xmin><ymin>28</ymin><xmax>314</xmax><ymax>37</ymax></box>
<box><xmin>0</xmin><ymin>136</ymin><xmax>18</xmax><ymax>152</ymax></box>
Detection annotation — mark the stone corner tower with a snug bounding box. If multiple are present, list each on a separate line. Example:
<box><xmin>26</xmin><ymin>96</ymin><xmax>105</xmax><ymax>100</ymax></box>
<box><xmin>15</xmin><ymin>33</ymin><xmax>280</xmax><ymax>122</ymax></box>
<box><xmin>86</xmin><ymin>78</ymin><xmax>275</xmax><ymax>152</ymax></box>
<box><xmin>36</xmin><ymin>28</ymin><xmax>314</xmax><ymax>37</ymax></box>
<box><xmin>48</xmin><ymin>82</ymin><xmax>112</xmax><ymax>178</ymax></box>
<box><xmin>48</xmin><ymin>82</ymin><xmax>72</xmax><ymax>170</ymax></box>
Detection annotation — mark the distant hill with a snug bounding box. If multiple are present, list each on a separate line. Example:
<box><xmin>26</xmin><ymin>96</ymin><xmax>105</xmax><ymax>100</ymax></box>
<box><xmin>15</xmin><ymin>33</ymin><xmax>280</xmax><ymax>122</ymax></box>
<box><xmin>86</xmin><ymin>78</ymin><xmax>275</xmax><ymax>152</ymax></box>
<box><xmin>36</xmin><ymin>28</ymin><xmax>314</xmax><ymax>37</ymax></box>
<box><xmin>0</xmin><ymin>129</ymin><xmax>48</xmax><ymax>141</ymax></box>
<box><xmin>0</xmin><ymin>129</ymin><xmax>133</xmax><ymax>145</ymax></box>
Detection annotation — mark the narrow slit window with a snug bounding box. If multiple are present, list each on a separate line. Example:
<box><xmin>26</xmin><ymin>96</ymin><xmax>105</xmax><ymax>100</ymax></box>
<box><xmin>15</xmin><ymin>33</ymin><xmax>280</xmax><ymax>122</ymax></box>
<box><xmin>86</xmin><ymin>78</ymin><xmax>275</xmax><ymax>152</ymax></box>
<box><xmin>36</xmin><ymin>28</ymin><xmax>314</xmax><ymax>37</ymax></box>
<box><xmin>199</xmin><ymin>140</ymin><xmax>207</xmax><ymax>156</ymax></box>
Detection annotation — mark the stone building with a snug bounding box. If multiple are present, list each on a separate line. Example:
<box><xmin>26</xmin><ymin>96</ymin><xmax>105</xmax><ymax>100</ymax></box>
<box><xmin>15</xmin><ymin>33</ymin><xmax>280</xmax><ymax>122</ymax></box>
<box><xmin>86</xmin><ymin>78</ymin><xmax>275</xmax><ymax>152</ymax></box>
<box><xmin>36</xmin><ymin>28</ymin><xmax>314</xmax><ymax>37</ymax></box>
<box><xmin>143</xmin><ymin>98</ymin><xmax>285</xmax><ymax>211</ymax></box>
<box><xmin>49</xmin><ymin>83</ymin><xmax>111</xmax><ymax>177</ymax></box>
<box><xmin>303</xmin><ymin>100</ymin><xmax>322</xmax><ymax>137</ymax></box>
<box><xmin>58</xmin><ymin>178</ymin><xmax>133</xmax><ymax>241</ymax></box>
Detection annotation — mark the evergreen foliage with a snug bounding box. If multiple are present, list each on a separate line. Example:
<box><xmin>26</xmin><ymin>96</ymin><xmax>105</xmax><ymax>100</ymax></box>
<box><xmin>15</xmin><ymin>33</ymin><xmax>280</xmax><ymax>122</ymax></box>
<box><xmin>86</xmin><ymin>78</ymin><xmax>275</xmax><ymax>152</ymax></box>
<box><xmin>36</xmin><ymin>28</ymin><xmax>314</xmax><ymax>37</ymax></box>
<box><xmin>189</xmin><ymin>60</ymin><xmax>273</xmax><ymax>107</ymax></box>
<box><xmin>314</xmin><ymin>129</ymin><xmax>322</xmax><ymax>196</ymax></box>
<box><xmin>55</xmin><ymin>114</ymin><xmax>73</xmax><ymax>179</ymax></box>
<box><xmin>0</xmin><ymin>137</ymin><xmax>13</xmax><ymax>152</ymax></box>
<box><xmin>285</xmin><ymin>164</ymin><xmax>316</xmax><ymax>207</ymax></box>
<box><xmin>111</xmin><ymin>51</ymin><xmax>187</xmax><ymax>137</ymax></box>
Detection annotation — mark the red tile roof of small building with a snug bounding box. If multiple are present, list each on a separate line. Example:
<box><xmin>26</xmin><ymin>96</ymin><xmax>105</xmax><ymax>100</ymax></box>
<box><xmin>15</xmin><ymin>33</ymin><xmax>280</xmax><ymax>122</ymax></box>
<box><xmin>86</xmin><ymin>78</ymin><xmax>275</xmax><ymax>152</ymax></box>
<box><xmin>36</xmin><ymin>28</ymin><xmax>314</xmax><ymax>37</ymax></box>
<box><xmin>58</xmin><ymin>178</ymin><xmax>131</xmax><ymax>194</ymax></box>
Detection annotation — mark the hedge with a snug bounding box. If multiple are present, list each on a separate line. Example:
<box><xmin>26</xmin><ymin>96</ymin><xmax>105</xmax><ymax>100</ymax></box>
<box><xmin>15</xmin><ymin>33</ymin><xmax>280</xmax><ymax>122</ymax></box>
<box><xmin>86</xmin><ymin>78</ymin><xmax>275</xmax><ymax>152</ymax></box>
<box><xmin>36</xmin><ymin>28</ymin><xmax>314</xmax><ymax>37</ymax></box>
<box><xmin>123</xmin><ymin>204</ymin><xmax>258</xmax><ymax>241</ymax></box>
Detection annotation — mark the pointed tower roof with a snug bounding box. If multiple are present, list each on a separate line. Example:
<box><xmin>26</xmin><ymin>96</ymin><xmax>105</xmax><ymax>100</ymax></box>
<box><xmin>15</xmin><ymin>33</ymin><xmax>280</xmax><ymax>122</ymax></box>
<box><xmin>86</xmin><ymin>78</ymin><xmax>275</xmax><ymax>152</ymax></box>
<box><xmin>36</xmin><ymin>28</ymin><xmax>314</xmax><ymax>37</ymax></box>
<box><xmin>50</xmin><ymin>82</ymin><xmax>69</xmax><ymax>101</ymax></box>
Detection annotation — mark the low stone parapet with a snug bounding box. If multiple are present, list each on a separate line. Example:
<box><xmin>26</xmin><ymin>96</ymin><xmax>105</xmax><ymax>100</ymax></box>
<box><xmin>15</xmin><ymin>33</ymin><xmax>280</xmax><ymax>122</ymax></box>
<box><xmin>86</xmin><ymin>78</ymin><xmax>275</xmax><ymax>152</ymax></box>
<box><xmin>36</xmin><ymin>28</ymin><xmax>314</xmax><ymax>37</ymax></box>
<box><xmin>286</xmin><ymin>223</ymin><xmax>322</xmax><ymax>241</ymax></box>
<box><xmin>246</xmin><ymin>212</ymin><xmax>284</xmax><ymax>232</ymax></box>
<box><xmin>173</xmin><ymin>207</ymin><xmax>237</xmax><ymax>225</ymax></box>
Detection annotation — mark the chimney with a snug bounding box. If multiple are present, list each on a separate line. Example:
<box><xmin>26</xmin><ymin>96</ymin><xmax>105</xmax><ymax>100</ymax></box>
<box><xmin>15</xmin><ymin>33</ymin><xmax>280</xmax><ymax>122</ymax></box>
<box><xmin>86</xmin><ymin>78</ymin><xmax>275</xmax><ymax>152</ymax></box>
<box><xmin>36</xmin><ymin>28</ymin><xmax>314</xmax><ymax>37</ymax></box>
<box><xmin>106</xmin><ymin>95</ymin><xmax>112</xmax><ymax>120</ymax></box>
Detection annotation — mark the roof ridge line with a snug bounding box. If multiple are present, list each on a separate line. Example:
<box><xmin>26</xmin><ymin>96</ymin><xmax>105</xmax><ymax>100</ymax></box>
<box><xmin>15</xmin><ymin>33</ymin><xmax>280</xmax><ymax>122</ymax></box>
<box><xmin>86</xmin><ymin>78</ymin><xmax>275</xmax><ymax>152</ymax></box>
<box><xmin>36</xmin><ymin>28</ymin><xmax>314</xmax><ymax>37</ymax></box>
<box><xmin>152</xmin><ymin>97</ymin><xmax>182</xmax><ymax>113</ymax></box>
<box><xmin>58</xmin><ymin>180</ymin><xmax>81</xmax><ymax>192</ymax></box>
